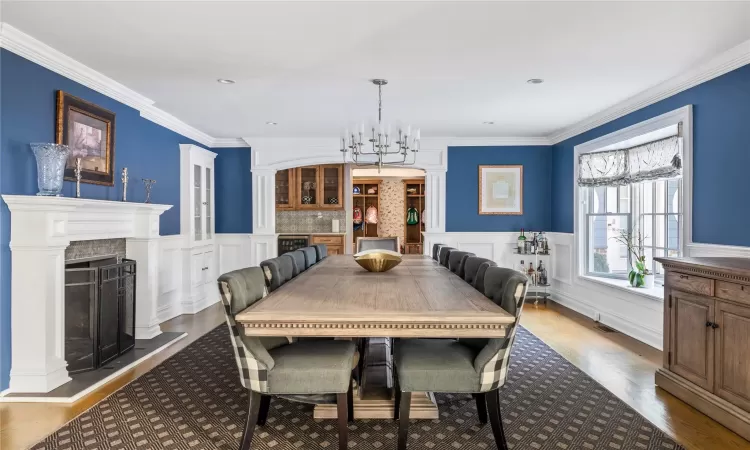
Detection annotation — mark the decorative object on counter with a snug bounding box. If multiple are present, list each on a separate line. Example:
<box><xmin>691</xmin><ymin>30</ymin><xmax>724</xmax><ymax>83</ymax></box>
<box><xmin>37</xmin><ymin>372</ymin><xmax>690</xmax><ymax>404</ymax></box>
<box><xmin>340</xmin><ymin>79</ymin><xmax>420</xmax><ymax>172</ymax></box>
<box><xmin>121</xmin><ymin>167</ymin><xmax>128</xmax><ymax>201</ymax></box>
<box><xmin>31</xmin><ymin>143</ymin><xmax>70</xmax><ymax>196</ymax></box>
<box><xmin>365</xmin><ymin>204</ymin><xmax>378</xmax><ymax>224</ymax></box>
<box><xmin>612</xmin><ymin>228</ymin><xmax>653</xmax><ymax>288</ymax></box>
<box><xmin>367</xmin><ymin>186</ymin><xmax>377</xmax><ymax>194</ymax></box>
<box><xmin>142</xmin><ymin>178</ymin><xmax>156</xmax><ymax>204</ymax></box>
<box><xmin>302</xmin><ymin>180</ymin><xmax>316</xmax><ymax>204</ymax></box>
<box><xmin>353</xmin><ymin>186</ymin><xmax>361</xmax><ymax>195</ymax></box>
<box><xmin>406</xmin><ymin>206</ymin><xmax>419</xmax><ymax>225</ymax></box>
<box><xmin>57</xmin><ymin>90</ymin><xmax>116</xmax><ymax>186</ymax></box>
<box><xmin>74</xmin><ymin>157</ymin><xmax>82</xmax><ymax>198</ymax></box>
<box><xmin>353</xmin><ymin>249</ymin><xmax>402</xmax><ymax>273</ymax></box>
<box><xmin>479</xmin><ymin>165</ymin><xmax>523</xmax><ymax>215</ymax></box>
<box><xmin>517</xmin><ymin>228</ymin><xmax>526</xmax><ymax>253</ymax></box>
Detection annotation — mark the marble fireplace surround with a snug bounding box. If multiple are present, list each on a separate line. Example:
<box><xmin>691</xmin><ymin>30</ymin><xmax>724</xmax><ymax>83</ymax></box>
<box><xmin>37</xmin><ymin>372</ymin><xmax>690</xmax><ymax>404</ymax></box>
<box><xmin>1</xmin><ymin>195</ymin><xmax>171</xmax><ymax>394</ymax></box>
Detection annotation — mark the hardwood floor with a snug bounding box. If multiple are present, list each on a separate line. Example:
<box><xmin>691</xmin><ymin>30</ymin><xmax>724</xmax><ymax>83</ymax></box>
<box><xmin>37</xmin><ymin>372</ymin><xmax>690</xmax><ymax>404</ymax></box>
<box><xmin>1</xmin><ymin>301</ymin><xmax>748</xmax><ymax>449</ymax></box>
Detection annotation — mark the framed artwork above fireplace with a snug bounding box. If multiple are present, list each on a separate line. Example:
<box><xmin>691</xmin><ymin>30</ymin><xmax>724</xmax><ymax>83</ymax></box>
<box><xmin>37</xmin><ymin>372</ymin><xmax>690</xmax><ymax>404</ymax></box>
<box><xmin>56</xmin><ymin>90</ymin><xmax>116</xmax><ymax>186</ymax></box>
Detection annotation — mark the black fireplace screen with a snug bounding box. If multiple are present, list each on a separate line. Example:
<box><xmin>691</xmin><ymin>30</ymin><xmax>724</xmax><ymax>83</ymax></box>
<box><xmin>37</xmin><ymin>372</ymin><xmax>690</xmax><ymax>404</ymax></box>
<box><xmin>64</xmin><ymin>258</ymin><xmax>136</xmax><ymax>373</ymax></box>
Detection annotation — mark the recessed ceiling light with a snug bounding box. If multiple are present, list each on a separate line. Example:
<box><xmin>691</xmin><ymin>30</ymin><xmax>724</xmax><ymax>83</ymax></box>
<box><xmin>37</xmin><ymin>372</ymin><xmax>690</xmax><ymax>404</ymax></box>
<box><xmin>483</xmin><ymin>121</ymin><xmax>495</xmax><ymax>125</ymax></box>
<box><xmin>217</xmin><ymin>78</ymin><xmax>236</xmax><ymax>84</ymax></box>
<box><xmin>266</xmin><ymin>121</ymin><xmax>278</xmax><ymax>125</ymax></box>
<box><xmin>527</xmin><ymin>78</ymin><xmax>544</xmax><ymax>85</ymax></box>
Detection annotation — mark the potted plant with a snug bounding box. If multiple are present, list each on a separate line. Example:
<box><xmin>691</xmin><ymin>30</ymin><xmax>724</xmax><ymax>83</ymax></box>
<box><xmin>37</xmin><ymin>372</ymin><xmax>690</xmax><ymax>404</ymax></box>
<box><xmin>612</xmin><ymin>229</ymin><xmax>654</xmax><ymax>289</ymax></box>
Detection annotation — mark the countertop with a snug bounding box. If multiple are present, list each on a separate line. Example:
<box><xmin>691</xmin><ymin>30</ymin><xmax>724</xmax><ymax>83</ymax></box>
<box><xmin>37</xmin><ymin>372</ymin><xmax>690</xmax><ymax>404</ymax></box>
<box><xmin>278</xmin><ymin>232</ymin><xmax>347</xmax><ymax>236</ymax></box>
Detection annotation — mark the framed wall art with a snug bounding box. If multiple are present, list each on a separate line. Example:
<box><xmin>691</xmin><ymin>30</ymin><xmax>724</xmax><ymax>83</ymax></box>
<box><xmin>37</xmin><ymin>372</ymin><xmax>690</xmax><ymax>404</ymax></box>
<box><xmin>56</xmin><ymin>90</ymin><xmax>116</xmax><ymax>186</ymax></box>
<box><xmin>478</xmin><ymin>165</ymin><xmax>523</xmax><ymax>215</ymax></box>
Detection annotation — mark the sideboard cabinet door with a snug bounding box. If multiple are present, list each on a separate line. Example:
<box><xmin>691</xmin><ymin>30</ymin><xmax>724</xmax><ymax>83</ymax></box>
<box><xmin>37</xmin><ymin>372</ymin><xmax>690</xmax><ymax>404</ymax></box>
<box><xmin>714</xmin><ymin>300</ymin><xmax>750</xmax><ymax>411</ymax></box>
<box><xmin>670</xmin><ymin>291</ymin><xmax>714</xmax><ymax>391</ymax></box>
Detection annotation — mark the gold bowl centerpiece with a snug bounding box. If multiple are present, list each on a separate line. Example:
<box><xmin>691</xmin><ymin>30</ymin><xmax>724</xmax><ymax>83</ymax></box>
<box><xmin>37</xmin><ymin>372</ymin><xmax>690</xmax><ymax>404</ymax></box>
<box><xmin>353</xmin><ymin>249</ymin><xmax>402</xmax><ymax>273</ymax></box>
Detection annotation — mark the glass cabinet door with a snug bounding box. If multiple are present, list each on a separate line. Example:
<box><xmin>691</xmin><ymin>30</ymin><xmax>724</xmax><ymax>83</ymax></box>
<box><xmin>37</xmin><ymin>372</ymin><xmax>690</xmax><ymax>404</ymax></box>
<box><xmin>275</xmin><ymin>169</ymin><xmax>293</xmax><ymax>209</ymax></box>
<box><xmin>205</xmin><ymin>167</ymin><xmax>212</xmax><ymax>240</ymax></box>
<box><xmin>297</xmin><ymin>167</ymin><xmax>319</xmax><ymax>207</ymax></box>
<box><xmin>193</xmin><ymin>164</ymin><xmax>202</xmax><ymax>241</ymax></box>
<box><xmin>320</xmin><ymin>165</ymin><xmax>342</xmax><ymax>208</ymax></box>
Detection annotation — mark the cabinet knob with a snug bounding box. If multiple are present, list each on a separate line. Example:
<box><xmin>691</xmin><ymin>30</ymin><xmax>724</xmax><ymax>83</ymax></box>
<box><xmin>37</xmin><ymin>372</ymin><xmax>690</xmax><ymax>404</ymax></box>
<box><xmin>679</xmin><ymin>275</ymin><xmax>689</xmax><ymax>279</ymax></box>
<box><xmin>202</xmin><ymin>202</ymin><xmax>208</xmax><ymax>205</ymax></box>
<box><xmin>706</xmin><ymin>321</ymin><xmax>713</xmax><ymax>328</ymax></box>
<box><xmin>712</xmin><ymin>323</ymin><xmax>719</xmax><ymax>329</ymax></box>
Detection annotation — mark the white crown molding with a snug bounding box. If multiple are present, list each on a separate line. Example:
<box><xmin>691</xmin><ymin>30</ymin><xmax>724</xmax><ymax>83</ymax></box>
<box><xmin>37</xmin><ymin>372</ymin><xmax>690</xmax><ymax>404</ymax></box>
<box><xmin>211</xmin><ymin>138</ymin><xmax>251</xmax><ymax>148</ymax></box>
<box><xmin>549</xmin><ymin>37</ymin><xmax>750</xmax><ymax>144</ymax></box>
<box><xmin>0</xmin><ymin>22</ymin><xmax>214</xmax><ymax>147</ymax></box>
<box><xmin>428</xmin><ymin>137</ymin><xmax>553</xmax><ymax>147</ymax></box>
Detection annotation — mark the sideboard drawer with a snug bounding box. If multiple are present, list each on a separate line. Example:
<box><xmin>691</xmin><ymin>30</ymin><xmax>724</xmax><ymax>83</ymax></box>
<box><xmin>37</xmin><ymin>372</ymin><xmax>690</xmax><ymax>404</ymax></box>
<box><xmin>667</xmin><ymin>271</ymin><xmax>714</xmax><ymax>297</ymax></box>
<box><xmin>716</xmin><ymin>281</ymin><xmax>750</xmax><ymax>305</ymax></box>
<box><xmin>311</xmin><ymin>235</ymin><xmax>344</xmax><ymax>245</ymax></box>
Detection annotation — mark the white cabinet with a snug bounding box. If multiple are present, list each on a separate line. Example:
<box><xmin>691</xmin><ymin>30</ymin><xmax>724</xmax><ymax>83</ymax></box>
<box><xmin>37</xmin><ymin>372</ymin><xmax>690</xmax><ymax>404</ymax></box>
<box><xmin>180</xmin><ymin>144</ymin><xmax>218</xmax><ymax>314</ymax></box>
<box><xmin>180</xmin><ymin>144</ymin><xmax>216</xmax><ymax>246</ymax></box>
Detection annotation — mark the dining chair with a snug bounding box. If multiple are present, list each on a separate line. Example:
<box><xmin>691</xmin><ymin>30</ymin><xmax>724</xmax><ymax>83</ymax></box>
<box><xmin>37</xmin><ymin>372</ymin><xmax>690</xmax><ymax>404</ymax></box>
<box><xmin>218</xmin><ymin>267</ymin><xmax>356</xmax><ymax>450</ymax></box>
<box><xmin>463</xmin><ymin>256</ymin><xmax>496</xmax><ymax>289</ymax></box>
<box><xmin>431</xmin><ymin>243</ymin><xmax>444</xmax><ymax>261</ymax></box>
<box><xmin>260</xmin><ymin>257</ymin><xmax>287</xmax><ymax>292</ymax></box>
<box><xmin>314</xmin><ymin>244</ymin><xmax>328</xmax><ymax>261</ymax></box>
<box><xmin>392</xmin><ymin>266</ymin><xmax>529</xmax><ymax>450</ymax></box>
<box><xmin>447</xmin><ymin>251</ymin><xmax>475</xmax><ymax>278</ymax></box>
<box><xmin>301</xmin><ymin>246</ymin><xmax>318</xmax><ymax>269</ymax></box>
<box><xmin>474</xmin><ymin>261</ymin><xmax>495</xmax><ymax>296</ymax></box>
<box><xmin>289</xmin><ymin>250</ymin><xmax>307</xmax><ymax>275</ymax></box>
<box><xmin>279</xmin><ymin>253</ymin><xmax>300</xmax><ymax>278</ymax></box>
<box><xmin>438</xmin><ymin>246</ymin><xmax>455</xmax><ymax>268</ymax></box>
<box><xmin>356</xmin><ymin>236</ymin><xmax>399</xmax><ymax>253</ymax></box>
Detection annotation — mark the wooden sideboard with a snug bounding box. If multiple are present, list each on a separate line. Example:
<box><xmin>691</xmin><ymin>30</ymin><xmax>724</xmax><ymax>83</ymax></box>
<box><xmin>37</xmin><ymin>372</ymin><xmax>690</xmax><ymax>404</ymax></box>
<box><xmin>655</xmin><ymin>257</ymin><xmax>750</xmax><ymax>441</ymax></box>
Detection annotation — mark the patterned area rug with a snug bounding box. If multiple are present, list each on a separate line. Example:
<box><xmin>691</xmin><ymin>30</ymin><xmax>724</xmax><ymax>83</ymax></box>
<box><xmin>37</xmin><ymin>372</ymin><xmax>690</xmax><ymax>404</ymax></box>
<box><xmin>32</xmin><ymin>326</ymin><xmax>685</xmax><ymax>450</ymax></box>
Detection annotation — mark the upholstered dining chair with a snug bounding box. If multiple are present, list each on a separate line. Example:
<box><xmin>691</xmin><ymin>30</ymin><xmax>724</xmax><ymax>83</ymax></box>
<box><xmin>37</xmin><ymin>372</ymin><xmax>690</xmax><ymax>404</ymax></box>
<box><xmin>314</xmin><ymin>244</ymin><xmax>328</xmax><ymax>261</ymax></box>
<box><xmin>438</xmin><ymin>246</ymin><xmax>455</xmax><ymax>268</ymax></box>
<box><xmin>289</xmin><ymin>250</ymin><xmax>307</xmax><ymax>275</ymax></box>
<box><xmin>447</xmin><ymin>251</ymin><xmax>475</xmax><ymax>278</ymax></box>
<box><xmin>280</xmin><ymin>253</ymin><xmax>300</xmax><ymax>278</ymax></box>
<box><xmin>463</xmin><ymin>256</ymin><xmax>497</xmax><ymax>291</ymax></box>
<box><xmin>473</xmin><ymin>262</ymin><xmax>496</xmax><ymax>296</ymax></box>
<box><xmin>260</xmin><ymin>256</ymin><xmax>296</xmax><ymax>292</ymax></box>
<box><xmin>218</xmin><ymin>267</ymin><xmax>356</xmax><ymax>450</ymax></box>
<box><xmin>301</xmin><ymin>247</ymin><xmax>318</xmax><ymax>269</ymax></box>
<box><xmin>356</xmin><ymin>236</ymin><xmax>399</xmax><ymax>253</ymax></box>
<box><xmin>392</xmin><ymin>266</ymin><xmax>529</xmax><ymax>450</ymax></box>
<box><xmin>432</xmin><ymin>243</ymin><xmax>444</xmax><ymax>261</ymax></box>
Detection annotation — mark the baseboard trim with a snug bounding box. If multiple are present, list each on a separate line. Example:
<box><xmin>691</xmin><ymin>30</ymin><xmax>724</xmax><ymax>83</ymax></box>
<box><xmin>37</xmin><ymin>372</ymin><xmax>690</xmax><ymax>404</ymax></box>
<box><xmin>655</xmin><ymin>368</ymin><xmax>750</xmax><ymax>442</ymax></box>
<box><xmin>550</xmin><ymin>289</ymin><xmax>663</xmax><ymax>349</ymax></box>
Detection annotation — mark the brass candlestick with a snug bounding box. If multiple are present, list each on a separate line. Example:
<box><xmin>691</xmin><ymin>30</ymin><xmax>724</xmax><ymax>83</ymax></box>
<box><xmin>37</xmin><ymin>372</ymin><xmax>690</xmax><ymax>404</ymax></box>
<box><xmin>121</xmin><ymin>167</ymin><xmax>128</xmax><ymax>201</ymax></box>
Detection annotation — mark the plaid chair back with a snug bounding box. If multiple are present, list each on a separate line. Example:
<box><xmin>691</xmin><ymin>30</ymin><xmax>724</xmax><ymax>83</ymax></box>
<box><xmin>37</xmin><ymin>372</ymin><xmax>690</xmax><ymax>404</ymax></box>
<box><xmin>474</xmin><ymin>267</ymin><xmax>528</xmax><ymax>392</ymax></box>
<box><xmin>218</xmin><ymin>267</ymin><xmax>274</xmax><ymax>393</ymax></box>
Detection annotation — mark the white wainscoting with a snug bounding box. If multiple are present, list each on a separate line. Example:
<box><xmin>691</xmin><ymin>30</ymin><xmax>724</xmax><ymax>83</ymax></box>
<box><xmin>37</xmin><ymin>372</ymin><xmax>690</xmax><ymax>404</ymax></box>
<box><xmin>157</xmin><ymin>234</ymin><xmax>187</xmax><ymax>323</ymax></box>
<box><xmin>422</xmin><ymin>232</ymin><xmax>517</xmax><ymax>266</ymax></box>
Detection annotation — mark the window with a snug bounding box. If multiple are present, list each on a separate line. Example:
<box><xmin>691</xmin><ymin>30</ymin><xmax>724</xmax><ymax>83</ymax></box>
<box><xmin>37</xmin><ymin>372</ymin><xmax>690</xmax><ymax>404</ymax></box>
<box><xmin>583</xmin><ymin>179</ymin><xmax>682</xmax><ymax>279</ymax></box>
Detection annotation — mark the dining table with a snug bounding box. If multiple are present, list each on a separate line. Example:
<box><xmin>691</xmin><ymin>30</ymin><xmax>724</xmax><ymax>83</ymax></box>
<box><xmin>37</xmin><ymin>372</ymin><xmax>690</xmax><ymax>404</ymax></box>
<box><xmin>234</xmin><ymin>254</ymin><xmax>516</xmax><ymax>419</ymax></box>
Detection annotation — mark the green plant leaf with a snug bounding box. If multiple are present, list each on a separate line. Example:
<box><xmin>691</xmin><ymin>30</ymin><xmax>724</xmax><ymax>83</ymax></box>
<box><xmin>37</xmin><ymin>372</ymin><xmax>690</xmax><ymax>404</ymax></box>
<box><xmin>635</xmin><ymin>273</ymin><xmax>644</xmax><ymax>287</ymax></box>
<box><xmin>629</xmin><ymin>270</ymin><xmax>637</xmax><ymax>286</ymax></box>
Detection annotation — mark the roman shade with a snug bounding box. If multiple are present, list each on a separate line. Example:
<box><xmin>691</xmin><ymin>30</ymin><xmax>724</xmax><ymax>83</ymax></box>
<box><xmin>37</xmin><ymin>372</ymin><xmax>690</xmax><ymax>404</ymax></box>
<box><xmin>578</xmin><ymin>130</ymin><xmax>682</xmax><ymax>187</ymax></box>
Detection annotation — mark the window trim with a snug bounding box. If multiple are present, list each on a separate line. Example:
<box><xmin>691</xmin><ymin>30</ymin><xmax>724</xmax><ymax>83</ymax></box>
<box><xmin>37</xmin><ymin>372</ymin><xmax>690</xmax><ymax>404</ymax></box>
<box><xmin>573</xmin><ymin>105</ymin><xmax>693</xmax><ymax>286</ymax></box>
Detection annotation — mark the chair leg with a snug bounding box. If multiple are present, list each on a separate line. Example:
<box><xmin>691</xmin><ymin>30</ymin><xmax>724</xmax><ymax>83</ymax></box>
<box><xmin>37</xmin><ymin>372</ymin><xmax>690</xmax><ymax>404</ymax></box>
<box><xmin>240</xmin><ymin>390</ymin><xmax>262</xmax><ymax>450</ymax></box>
<box><xmin>336</xmin><ymin>393</ymin><xmax>349</xmax><ymax>450</ymax></box>
<box><xmin>393</xmin><ymin>369</ymin><xmax>401</xmax><ymax>420</ymax></box>
<box><xmin>397</xmin><ymin>391</ymin><xmax>411</xmax><ymax>450</ymax></box>
<box><xmin>485</xmin><ymin>389</ymin><xmax>509</xmax><ymax>450</ymax></box>
<box><xmin>256</xmin><ymin>395</ymin><xmax>271</xmax><ymax>426</ymax></box>
<box><xmin>473</xmin><ymin>393</ymin><xmax>488</xmax><ymax>424</ymax></box>
<box><xmin>347</xmin><ymin>379</ymin><xmax>355</xmax><ymax>423</ymax></box>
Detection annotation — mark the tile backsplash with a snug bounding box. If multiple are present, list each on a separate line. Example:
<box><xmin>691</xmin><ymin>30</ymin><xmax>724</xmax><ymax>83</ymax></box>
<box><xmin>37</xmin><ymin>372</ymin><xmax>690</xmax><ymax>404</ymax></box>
<box><xmin>276</xmin><ymin>210</ymin><xmax>347</xmax><ymax>234</ymax></box>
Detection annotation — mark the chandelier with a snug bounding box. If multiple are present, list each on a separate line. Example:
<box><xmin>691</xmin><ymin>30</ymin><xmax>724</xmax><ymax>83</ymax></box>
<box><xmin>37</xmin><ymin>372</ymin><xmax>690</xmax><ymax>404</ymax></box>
<box><xmin>340</xmin><ymin>79</ymin><xmax>420</xmax><ymax>171</ymax></box>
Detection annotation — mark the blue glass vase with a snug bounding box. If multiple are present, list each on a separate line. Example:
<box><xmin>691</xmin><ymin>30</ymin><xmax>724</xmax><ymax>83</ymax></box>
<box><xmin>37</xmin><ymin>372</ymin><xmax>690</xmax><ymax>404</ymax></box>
<box><xmin>31</xmin><ymin>143</ymin><xmax>70</xmax><ymax>196</ymax></box>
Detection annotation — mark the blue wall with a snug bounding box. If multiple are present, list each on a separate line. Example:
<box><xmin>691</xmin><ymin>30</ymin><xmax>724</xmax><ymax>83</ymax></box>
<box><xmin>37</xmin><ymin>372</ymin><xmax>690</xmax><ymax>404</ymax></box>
<box><xmin>446</xmin><ymin>146</ymin><xmax>552</xmax><ymax>232</ymax></box>
<box><xmin>0</xmin><ymin>49</ymin><xmax>204</xmax><ymax>391</ymax></box>
<box><xmin>214</xmin><ymin>147</ymin><xmax>253</xmax><ymax>234</ymax></box>
<box><xmin>552</xmin><ymin>63</ymin><xmax>750</xmax><ymax>247</ymax></box>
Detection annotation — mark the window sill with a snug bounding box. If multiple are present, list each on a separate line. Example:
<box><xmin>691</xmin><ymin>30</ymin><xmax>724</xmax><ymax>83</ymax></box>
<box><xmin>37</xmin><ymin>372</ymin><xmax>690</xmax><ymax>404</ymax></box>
<box><xmin>580</xmin><ymin>275</ymin><xmax>664</xmax><ymax>301</ymax></box>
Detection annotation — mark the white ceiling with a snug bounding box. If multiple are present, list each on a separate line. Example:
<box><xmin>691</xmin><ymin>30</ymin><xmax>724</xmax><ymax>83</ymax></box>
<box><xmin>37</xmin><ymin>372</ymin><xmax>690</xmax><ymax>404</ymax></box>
<box><xmin>4</xmin><ymin>1</ymin><xmax>750</xmax><ymax>139</ymax></box>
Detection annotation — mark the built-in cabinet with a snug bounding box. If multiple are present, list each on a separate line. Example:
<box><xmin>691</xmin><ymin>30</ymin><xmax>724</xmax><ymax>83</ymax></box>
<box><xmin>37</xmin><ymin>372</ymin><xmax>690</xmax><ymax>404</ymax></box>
<box><xmin>180</xmin><ymin>144</ymin><xmax>217</xmax><ymax>313</ymax></box>
<box><xmin>311</xmin><ymin>234</ymin><xmax>345</xmax><ymax>255</ymax></box>
<box><xmin>403</xmin><ymin>179</ymin><xmax>425</xmax><ymax>254</ymax></box>
<box><xmin>352</xmin><ymin>179</ymin><xmax>381</xmax><ymax>249</ymax></box>
<box><xmin>656</xmin><ymin>257</ymin><xmax>750</xmax><ymax>441</ymax></box>
<box><xmin>275</xmin><ymin>164</ymin><xmax>343</xmax><ymax>210</ymax></box>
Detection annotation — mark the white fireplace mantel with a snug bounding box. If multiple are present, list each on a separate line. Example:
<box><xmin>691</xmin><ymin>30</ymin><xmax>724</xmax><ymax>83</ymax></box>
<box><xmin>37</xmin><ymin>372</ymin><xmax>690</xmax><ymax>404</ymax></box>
<box><xmin>2</xmin><ymin>195</ymin><xmax>172</xmax><ymax>393</ymax></box>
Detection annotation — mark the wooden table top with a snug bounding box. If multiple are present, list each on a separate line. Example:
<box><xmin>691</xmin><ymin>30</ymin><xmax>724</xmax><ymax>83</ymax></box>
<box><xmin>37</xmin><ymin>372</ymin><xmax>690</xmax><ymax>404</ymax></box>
<box><xmin>235</xmin><ymin>255</ymin><xmax>515</xmax><ymax>338</ymax></box>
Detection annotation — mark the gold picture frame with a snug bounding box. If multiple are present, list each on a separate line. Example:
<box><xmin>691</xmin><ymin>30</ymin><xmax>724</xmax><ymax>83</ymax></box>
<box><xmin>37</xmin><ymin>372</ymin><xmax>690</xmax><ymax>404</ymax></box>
<box><xmin>478</xmin><ymin>165</ymin><xmax>523</xmax><ymax>215</ymax></box>
<box><xmin>56</xmin><ymin>90</ymin><xmax>116</xmax><ymax>186</ymax></box>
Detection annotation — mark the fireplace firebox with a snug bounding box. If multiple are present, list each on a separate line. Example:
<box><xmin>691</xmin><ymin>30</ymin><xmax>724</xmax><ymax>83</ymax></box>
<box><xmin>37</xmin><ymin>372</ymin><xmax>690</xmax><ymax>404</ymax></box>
<box><xmin>64</xmin><ymin>257</ymin><xmax>136</xmax><ymax>373</ymax></box>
